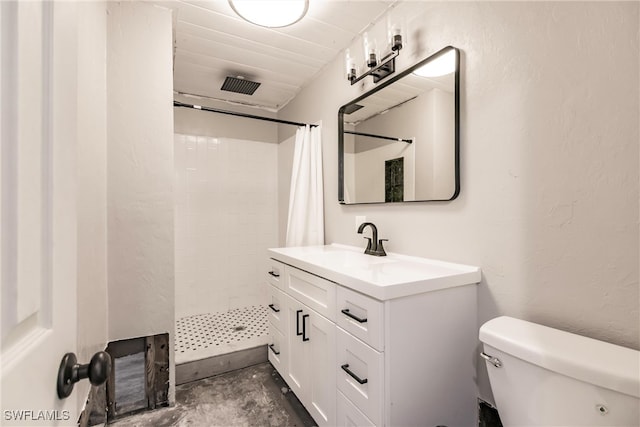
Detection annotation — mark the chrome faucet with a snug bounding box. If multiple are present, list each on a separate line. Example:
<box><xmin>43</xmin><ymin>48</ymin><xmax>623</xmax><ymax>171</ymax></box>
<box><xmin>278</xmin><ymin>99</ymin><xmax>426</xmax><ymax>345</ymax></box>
<box><xmin>357</xmin><ymin>222</ymin><xmax>387</xmax><ymax>256</ymax></box>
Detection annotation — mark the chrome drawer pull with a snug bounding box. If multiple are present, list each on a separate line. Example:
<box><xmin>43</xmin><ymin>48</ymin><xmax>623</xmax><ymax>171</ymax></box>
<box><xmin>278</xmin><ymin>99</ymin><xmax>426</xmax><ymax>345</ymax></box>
<box><xmin>341</xmin><ymin>308</ymin><xmax>367</xmax><ymax>323</ymax></box>
<box><xmin>480</xmin><ymin>351</ymin><xmax>502</xmax><ymax>368</ymax></box>
<box><xmin>268</xmin><ymin>303</ymin><xmax>280</xmax><ymax>313</ymax></box>
<box><xmin>341</xmin><ymin>364</ymin><xmax>367</xmax><ymax>384</ymax></box>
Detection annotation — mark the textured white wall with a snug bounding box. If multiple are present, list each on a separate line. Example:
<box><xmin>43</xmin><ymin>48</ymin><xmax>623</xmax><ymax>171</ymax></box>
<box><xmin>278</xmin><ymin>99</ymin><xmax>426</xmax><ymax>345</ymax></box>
<box><xmin>278</xmin><ymin>1</ymin><xmax>639</xmax><ymax>403</ymax></box>
<box><xmin>174</xmin><ymin>134</ymin><xmax>277</xmax><ymax>319</ymax></box>
<box><xmin>76</xmin><ymin>1</ymin><xmax>108</xmax><ymax>410</ymax></box>
<box><xmin>106</xmin><ymin>1</ymin><xmax>175</xmax><ymax>401</ymax></box>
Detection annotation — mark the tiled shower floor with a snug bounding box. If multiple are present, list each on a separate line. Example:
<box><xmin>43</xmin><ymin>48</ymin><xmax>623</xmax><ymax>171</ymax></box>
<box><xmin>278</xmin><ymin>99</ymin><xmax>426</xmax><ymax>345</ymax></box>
<box><xmin>175</xmin><ymin>305</ymin><xmax>269</xmax><ymax>365</ymax></box>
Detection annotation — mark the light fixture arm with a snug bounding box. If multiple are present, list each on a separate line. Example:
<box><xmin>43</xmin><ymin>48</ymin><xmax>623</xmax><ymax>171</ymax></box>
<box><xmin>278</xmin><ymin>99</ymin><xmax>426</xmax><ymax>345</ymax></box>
<box><xmin>348</xmin><ymin>35</ymin><xmax>402</xmax><ymax>86</ymax></box>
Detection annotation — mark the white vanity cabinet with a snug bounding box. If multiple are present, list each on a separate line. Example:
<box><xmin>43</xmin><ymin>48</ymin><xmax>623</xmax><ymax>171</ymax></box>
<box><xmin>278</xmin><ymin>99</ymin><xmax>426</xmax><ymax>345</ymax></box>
<box><xmin>267</xmin><ymin>244</ymin><xmax>481</xmax><ymax>427</ymax></box>
<box><xmin>268</xmin><ymin>261</ymin><xmax>337</xmax><ymax>426</ymax></box>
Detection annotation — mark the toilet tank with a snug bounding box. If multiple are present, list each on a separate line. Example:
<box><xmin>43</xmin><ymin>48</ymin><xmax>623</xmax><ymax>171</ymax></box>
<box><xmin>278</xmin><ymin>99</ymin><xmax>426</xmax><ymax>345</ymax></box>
<box><xmin>479</xmin><ymin>316</ymin><xmax>640</xmax><ymax>427</ymax></box>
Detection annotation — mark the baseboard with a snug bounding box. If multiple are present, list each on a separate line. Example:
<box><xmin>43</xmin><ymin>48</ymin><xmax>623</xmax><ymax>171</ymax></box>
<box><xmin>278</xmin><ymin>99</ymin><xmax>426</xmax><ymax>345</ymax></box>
<box><xmin>176</xmin><ymin>345</ymin><xmax>267</xmax><ymax>385</ymax></box>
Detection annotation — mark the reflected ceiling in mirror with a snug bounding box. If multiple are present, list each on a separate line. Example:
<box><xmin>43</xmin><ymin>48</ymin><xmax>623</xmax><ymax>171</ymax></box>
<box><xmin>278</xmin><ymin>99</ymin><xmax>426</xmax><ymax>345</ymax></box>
<box><xmin>338</xmin><ymin>46</ymin><xmax>459</xmax><ymax>204</ymax></box>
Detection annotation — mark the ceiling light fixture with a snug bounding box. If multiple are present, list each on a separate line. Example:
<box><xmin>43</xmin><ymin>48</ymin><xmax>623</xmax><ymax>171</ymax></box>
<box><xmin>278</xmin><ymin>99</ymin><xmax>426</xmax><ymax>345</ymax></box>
<box><xmin>229</xmin><ymin>0</ymin><xmax>309</xmax><ymax>28</ymax></box>
<box><xmin>346</xmin><ymin>23</ymin><xmax>404</xmax><ymax>85</ymax></box>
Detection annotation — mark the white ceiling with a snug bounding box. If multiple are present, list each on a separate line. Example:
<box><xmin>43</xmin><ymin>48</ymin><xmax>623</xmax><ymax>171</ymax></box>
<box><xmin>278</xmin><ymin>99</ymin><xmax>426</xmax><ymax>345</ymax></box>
<box><xmin>156</xmin><ymin>0</ymin><xmax>396</xmax><ymax>111</ymax></box>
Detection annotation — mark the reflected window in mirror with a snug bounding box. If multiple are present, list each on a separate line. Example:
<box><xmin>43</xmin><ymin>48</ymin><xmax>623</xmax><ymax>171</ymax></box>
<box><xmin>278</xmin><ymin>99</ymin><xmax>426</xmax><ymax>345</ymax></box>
<box><xmin>338</xmin><ymin>46</ymin><xmax>459</xmax><ymax>204</ymax></box>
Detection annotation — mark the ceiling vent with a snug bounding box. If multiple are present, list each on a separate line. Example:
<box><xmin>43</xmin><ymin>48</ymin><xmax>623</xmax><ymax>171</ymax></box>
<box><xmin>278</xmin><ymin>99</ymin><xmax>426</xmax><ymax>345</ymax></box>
<box><xmin>221</xmin><ymin>76</ymin><xmax>261</xmax><ymax>95</ymax></box>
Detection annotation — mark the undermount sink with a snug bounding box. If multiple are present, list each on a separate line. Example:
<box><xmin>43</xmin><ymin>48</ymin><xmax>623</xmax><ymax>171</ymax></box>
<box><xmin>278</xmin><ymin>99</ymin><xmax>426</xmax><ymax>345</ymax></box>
<box><xmin>268</xmin><ymin>244</ymin><xmax>480</xmax><ymax>300</ymax></box>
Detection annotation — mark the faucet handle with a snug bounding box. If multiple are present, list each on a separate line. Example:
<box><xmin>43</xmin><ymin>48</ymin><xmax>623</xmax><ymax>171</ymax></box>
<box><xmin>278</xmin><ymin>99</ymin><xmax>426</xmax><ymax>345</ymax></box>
<box><xmin>376</xmin><ymin>239</ymin><xmax>388</xmax><ymax>256</ymax></box>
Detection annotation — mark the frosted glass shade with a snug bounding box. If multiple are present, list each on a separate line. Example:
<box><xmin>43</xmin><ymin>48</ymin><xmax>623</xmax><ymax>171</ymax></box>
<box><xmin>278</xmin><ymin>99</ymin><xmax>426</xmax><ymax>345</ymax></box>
<box><xmin>229</xmin><ymin>0</ymin><xmax>309</xmax><ymax>28</ymax></box>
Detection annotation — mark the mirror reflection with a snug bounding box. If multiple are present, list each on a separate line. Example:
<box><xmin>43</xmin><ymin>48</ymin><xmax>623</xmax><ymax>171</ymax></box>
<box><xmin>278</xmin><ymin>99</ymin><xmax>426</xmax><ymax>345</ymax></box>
<box><xmin>339</xmin><ymin>46</ymin><xmax>459</xmax><ymax>204</ymax></box>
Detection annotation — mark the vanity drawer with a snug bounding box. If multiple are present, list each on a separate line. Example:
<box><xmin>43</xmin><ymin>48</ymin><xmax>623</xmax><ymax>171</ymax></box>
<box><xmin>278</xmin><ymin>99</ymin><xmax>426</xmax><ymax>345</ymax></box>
<box><xmin>336</xmin><ymin>286</ymin><xmax>384</xmax><ymax>351</ymax></box>
<box><xmin>337</xmin><ymin>327</ymin><xmax>383</xmax><ymax>426</ymax></box>
<box><xmin>337</xmin><ymin>391</ymin><xmax>375</xmax><ymax>427</ymax></box>
<box><xmin>285</xmin><ymin>265</ymin><xmax>336</xmax><ymax>321</ymax></box>
<box><xmin>267</xmin><ymin>259</ymin><xmax>285</xmax><ymax>290</ymax></box>
<box><xmin>268</xmin><ymin>285</ymin><xmax>286</xmax><ymax>331</ymax></box>
<box><xmin>268</xmin><ymin>322</ymin><xmax>287</xmax><ymax>374</ymax></box>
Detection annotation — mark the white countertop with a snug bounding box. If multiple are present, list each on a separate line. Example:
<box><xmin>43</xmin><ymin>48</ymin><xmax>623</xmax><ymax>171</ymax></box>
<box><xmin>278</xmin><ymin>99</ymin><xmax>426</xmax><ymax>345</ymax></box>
<box><xmin>268</xmin><ymin>244</ymin><xmax>481</xmax><ymax>300</ymax></box>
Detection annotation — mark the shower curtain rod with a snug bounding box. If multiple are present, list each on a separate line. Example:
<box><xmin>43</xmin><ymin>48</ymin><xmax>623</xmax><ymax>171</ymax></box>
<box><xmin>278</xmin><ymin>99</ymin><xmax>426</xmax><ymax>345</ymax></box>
<box><xmin>344</xmin><ymin>130</ymin><xmax>413</xmax><ymax>144</ymax></box>
<box><xmin>173</xmin><ymin>101</ymin><xmax>319</xmax><ymax>128</ymax></box>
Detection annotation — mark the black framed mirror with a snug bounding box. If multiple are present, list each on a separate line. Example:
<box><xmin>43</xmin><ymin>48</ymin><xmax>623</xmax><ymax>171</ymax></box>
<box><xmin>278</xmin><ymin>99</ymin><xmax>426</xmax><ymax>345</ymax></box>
<box><xmin>338</xmin><ymin>46</ymin><xmax>460</xmax><ymax>204</ymax></box>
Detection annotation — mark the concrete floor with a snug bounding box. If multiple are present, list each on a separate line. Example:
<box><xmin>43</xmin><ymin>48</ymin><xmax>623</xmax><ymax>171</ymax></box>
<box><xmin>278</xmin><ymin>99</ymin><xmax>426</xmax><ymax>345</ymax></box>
<box><xmin>109</xmin><ymin>362</ymin><xmax>316</xmax><ymax>427</ymax></box>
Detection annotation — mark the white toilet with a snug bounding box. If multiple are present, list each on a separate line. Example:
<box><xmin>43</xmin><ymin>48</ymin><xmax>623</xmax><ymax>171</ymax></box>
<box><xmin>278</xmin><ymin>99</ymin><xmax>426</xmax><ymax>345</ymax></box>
<box><xmin>479</xmin><ymin>316</ymin><xmax>640</xmax><ymax>426</ymax></box>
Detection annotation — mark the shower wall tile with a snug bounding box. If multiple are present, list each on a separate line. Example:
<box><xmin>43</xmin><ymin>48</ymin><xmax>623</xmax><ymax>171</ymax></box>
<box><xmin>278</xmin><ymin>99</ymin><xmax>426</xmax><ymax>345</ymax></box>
<box><xmin>175</xmin><ymin>135</ymin><xmax>278</xmax><ymax>319</ymax></box>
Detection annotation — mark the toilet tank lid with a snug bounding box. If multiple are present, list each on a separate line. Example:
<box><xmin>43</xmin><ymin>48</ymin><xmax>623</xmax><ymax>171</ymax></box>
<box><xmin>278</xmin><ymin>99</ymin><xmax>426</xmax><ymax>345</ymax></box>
<box><xmin>479</xmin><ymin>316</ymin><xmax>640</xmax><ymax>398</ymax></box>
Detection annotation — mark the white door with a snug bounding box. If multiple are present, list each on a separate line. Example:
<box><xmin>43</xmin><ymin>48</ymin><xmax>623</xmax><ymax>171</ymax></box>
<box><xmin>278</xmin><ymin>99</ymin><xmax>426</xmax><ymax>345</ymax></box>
<box><xmin>1</xmin><ymin>1</ymin><xmax>80</xmax><ymax>424</ymax></box>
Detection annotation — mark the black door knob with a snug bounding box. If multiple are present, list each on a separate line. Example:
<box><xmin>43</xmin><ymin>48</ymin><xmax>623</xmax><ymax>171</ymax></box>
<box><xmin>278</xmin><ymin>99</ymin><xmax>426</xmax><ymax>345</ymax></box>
<box><xmin>57</xmin><ymin>351</ymin><xmax>112</xmax><ymax>399</ymax></box>
<box><xmin>86</xmin><ymin>351</ymin><xmax>111</xmax><ymax>385</ymax></box>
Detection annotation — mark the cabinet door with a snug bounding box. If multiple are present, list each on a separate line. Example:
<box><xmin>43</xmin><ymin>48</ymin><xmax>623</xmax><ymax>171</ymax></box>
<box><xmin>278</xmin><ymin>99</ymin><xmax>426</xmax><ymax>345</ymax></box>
<box><xmin>306</xmin><ymin>309</ymin><xmax>337</xmax><ymax>427</ymax></box>
<box><xmin>337</xmin><ymin>327</ymin><xmax>384</xmax><ymax>426</ymax></box>
<box><xmin>337</xmin><ymin>391</ymin><xmax>375</xmax><ymax>427</ymax></box>
<box><xmin>268</xmin><ymin>284</ymin><xmax>286</xmax><ymax>332</ymax></box>
<box><xmin>268</xmin><ymin>286</ymin><xmax>289</xmax><ymax>378</ymax></box>
<box><xmin>336</xmin><ymin>285</ymin><xmax>384</xmax><ymax>351</ymax></box>
<box><xmin>284</xmin><ymin>293</ymin><xmax>337</xmax><ymax>427</ymax></box>
<box><xmin>266</xmin><ymin>259</ymin><xmax>286</xmax><ymax>290</ymax></box>
<box><xmin>285</xmin><ymin>265</ymin><xmax>336</xmax><ymax>321</ymax></box>
<box><xmin>285</xmin><ymin>295</ymin><xmax>309</xmax><ymax>401</ymax></box>
<box><xmin>268</xmin><ymin>322</ymin><xmax>287</xmax><ymax>374</ymax></box>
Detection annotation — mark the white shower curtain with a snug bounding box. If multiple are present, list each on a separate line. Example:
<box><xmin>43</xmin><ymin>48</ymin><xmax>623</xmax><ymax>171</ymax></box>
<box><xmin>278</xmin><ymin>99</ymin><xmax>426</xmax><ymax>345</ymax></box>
<box><xmin>286</xmin><ymin>125</ymin><xmax>324</xmax><ymax>247</ymax></box>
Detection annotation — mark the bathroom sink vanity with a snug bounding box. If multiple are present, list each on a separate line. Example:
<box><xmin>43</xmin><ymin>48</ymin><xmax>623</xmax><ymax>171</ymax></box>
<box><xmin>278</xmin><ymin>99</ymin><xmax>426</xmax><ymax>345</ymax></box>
<box><xmin>266</xmin><ymin>244</ymin><xmax>481</xmax><ymax>427</ymax></box>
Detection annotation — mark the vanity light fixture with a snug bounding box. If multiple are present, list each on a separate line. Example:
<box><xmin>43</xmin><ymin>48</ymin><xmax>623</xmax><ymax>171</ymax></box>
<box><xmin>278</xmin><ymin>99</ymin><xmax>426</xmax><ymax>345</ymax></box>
<box><xmin>413</xmin><ymin>48</ymin><xmax>457</xmax><ymax>78</ymax></box>
<box><xmin>228</xmin><ymin>0</ymin><xmax>309</xmax><ymax>28</ymax></box>
<box><xmin>347</xmin><ymin>30</ymin><xmax>403</xmax><ymax>85</ymax></box>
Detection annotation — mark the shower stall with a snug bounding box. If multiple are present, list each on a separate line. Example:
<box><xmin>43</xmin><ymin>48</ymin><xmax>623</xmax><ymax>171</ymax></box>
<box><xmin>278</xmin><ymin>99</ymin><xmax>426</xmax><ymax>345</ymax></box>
<box><xmin>173</xmin><ymin>134</ymin><xmax>278</xmax><ymax>366</ymax></box>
